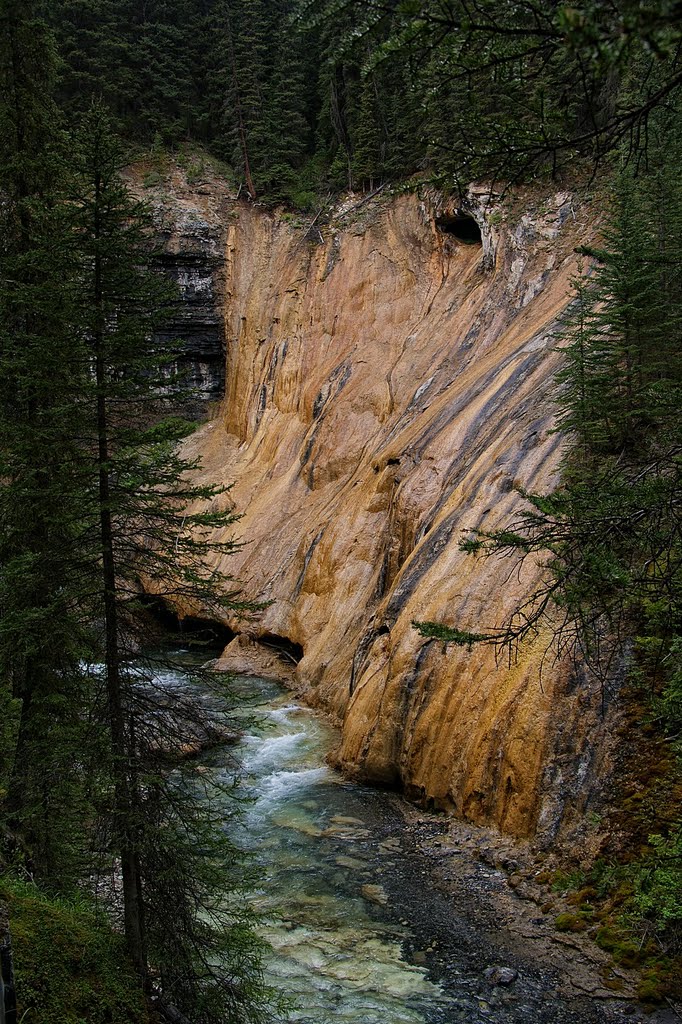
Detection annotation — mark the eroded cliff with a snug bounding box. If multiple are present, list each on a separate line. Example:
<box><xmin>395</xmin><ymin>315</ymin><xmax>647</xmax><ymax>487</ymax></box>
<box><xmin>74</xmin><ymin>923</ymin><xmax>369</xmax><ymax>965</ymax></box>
<box><xmin>152</xmin><ymin>167</ymin><xmax>610</xmax><ymax>843</ymax></box>
<box><xmin>126</xmin><ymin>165</ymin><xmax>233</xmax><ymax>417</ymax></box>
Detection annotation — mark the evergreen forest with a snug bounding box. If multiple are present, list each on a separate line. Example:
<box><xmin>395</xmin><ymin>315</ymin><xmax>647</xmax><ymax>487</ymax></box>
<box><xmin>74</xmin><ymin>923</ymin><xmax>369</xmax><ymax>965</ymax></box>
<box><xmin>1</xmin><ymin>0</ymin><xmax>682</xmax><ymax>1020</ymax></box>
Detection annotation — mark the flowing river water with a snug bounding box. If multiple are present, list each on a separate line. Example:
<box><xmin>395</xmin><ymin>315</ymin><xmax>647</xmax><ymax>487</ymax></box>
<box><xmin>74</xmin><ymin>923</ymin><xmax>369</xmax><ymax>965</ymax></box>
<box><xmin>164</xmin><ymin>654</ymin><xmax>673</xmax><ymax>1024</ymax></box>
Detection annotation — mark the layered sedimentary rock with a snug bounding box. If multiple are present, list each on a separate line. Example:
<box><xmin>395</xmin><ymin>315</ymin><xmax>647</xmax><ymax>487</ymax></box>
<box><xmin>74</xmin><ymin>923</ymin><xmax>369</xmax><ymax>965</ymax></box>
<box><xmin>126</xmin><ymin>166</ymin><xmax>234</xmax><ymax>417</ymax></box>
<box><xmin>155</xmin><ymin>167</ymin><xmax>609</xmax><ymax>842</ymax></box>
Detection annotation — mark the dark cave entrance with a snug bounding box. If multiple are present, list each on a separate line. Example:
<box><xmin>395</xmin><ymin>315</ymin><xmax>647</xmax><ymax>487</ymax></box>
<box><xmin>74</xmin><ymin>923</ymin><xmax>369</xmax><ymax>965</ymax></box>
<box><xmin>435</xmin><ymin>212</ymin><xmax>482</xmax><ymax>245</ymax></box>
<box><xmin>259</xmin><ymin>633</ymin><xmax>304</xmax><ymax>665</ymax></box>
<box><xmin>141</xmin><ymin>595</ymin><xmax>236</xmax><ymax>649</ymax></box>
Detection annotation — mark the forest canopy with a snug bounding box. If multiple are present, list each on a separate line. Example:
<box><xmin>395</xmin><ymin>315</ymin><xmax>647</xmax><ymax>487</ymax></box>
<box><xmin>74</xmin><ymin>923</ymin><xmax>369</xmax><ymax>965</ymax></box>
<box><xmin>42</xmin><ymin>0</ymin><xmax>682</xmax><ymax>203</ymax></box>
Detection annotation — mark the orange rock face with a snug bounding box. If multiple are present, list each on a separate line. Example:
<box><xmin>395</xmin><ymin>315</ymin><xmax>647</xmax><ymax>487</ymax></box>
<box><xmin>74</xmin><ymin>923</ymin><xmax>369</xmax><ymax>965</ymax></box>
<box><xmin>181</xmin><ymin>185</ymin><xmax>605</xmax><ymax>840</ymax></box>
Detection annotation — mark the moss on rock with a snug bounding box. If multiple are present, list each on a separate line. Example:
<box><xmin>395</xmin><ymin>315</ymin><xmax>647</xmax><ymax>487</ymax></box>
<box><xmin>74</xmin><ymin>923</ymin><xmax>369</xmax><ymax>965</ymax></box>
<box><xmin>0</xmin><ymin>877</ymin><xmax>150</xmax><ymax>1024</ymax></box>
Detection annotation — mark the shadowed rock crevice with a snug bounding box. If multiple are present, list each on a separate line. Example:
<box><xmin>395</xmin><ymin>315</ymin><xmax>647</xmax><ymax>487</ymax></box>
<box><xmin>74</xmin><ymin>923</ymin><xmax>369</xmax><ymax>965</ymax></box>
<box><xmin>142</xmin><ymin>595</ymin><xmax>237</xmax><ymax>648</ymax></box>
<box><xmin>293</xmin><ymin>528</ymin><xmax>326</xmax><ymax>598</ymax></box>
<box><xmin>435</xmin><ymin>212</ymin><xmax>482</xmax><ymax>245</ymax></box>
<box><xmin>258</xmin><ymin>633</ymin><xmax>304</xmax><ymax>665</ymax></box>
<box><xmin>349</xmin><ymin>622</ymin><xmax>391</xmax><ymax>697</ymax></box>
<box><xmin>300</xmin><ymin>360</ymin><xmax>353</xmax><ymax>487</ymax></box>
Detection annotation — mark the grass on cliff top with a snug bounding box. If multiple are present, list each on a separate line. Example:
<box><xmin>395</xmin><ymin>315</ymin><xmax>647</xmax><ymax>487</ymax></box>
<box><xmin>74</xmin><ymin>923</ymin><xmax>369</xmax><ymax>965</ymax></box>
<box><xmin>0</xmin><ymin>876</ymin><xmax>150</xmax><ymax>1024</ymax></box>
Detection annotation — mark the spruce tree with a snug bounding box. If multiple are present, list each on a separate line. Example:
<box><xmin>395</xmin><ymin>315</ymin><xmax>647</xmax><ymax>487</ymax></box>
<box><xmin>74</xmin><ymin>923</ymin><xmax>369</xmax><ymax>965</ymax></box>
<box><xmin>213</xmin><ymin>0</ymin><xmax>268</xmax><ymax>198</ymax></box>
<box><xmin>0</xmin><ymin>0</ymin><xmax>94</xmax><ymax>886</ymax></box>
<box><xmin>260</xmin><ymin>0</ymin><xmax>311</xmax><ymax>202</ymax></box>
<box><xmin>0</xmin><ymin>14</ymin><xmax>274</xmax><ymax>998</ymax></box>
<box><xmin>49</xmin><ymin>0</ymin><xmax>216</xmax><ymax>144</ymax></box>
<box><xmin>353</xmin><ymin>69</ymin><xmax>383</xmax><ymax>189</ymax></box>
<box><xmin>71</xmin><ymin>103</ymin><xmax>270</xmax><ymax>1019</ymax></box>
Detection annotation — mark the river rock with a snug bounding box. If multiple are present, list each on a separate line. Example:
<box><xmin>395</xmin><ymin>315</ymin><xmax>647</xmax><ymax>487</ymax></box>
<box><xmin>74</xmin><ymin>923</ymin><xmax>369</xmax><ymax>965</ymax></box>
<box><xmin>484</xmin><ymin>966</ymin><xmax>518</xmax><ymax>987</ymax></box>
<box><xmin>335</xmin><ymin>854</ymin><xmax>369</xmax><ymax>870</ymax></box>
<box><xmin>321</xmin><ymin>824</ymin><xmax>371</xmax><ymax>840</ymax></box>
<box><xmin>378</xmin><ymin>837</ymin><xmax>402</xmax><ymax>853</ymax></box>
<box><xmin>330</xmin><ymin>814</ymin><xmax>367</xmax><ymax>826</ymax></box>
<box><xmin>361</xmin><ymin>883</ymin><xmax>389</xmax><ymax>906</ymax></box>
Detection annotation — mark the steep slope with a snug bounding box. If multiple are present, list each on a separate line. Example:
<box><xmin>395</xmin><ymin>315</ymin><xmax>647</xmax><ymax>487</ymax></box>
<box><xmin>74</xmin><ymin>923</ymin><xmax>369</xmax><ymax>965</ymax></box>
<box><xmin>124</xmin><ymin>164</ymin><xmax>233</xmax><ymax>418</ymax></box>
<box><xmin>159</xmin><ymin>170</ymin><xmax>606</xmax><ymax>842</ymax></box>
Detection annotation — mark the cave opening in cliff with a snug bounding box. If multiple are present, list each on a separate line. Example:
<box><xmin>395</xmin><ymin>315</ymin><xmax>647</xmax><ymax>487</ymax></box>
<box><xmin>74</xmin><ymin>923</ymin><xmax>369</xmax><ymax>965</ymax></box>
<box><xmin>141</xmin><ymin>595</ymin><xmax>236</xmax><ymax>648</ymax></box>
<box><xmin>259</xmin><ymin>633</ymin><xmax>304</xmax><ymax>665</ymax></box>
<box><xmin>435</xmin><ymin>212</ymin><xmax>482</xmax><ymax>245</ymax></box>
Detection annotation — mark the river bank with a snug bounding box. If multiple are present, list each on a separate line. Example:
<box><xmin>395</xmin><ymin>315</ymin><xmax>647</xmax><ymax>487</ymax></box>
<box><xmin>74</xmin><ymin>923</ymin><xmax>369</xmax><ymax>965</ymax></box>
<box><xmin>380</xmin><ymin>799</ymin><xmax>680</xmax><ymax>1023</ymax></box>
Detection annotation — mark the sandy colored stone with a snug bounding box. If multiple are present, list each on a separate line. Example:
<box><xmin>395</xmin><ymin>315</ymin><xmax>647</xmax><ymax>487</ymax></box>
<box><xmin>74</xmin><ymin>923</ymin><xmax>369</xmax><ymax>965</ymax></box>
<box><xmin>161</xmin><ymin>183</ymin><xmax>612</xmax><ymax>842</ymax></box>
<box><xmin>213</xmin><ymin>634</ymin><xmax>297</xmax><ymax>684</ymax></box>
<box><xmin>361</xmin><ymin>883</ymin><xmax>389</xmax><ymax>906</ymax></box>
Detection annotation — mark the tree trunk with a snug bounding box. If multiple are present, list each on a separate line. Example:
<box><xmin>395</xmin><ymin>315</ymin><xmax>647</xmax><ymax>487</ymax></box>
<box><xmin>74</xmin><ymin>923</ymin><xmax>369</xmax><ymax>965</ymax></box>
<box><xmin>92</xmin><ymin>165</ymin><xmax>148</xmax><ymax>987</ymax></box>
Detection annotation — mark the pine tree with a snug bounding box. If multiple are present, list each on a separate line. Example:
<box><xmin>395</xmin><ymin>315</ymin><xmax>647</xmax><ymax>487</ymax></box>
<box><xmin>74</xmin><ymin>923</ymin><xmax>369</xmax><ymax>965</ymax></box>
<box><xmin>49</xmin><ymin>0</ymin><xmax>138</xmax><ymax>128</ymax></box>
<box><xmin>0</xmin><ymin>10</ymin><xmax>275</xmax><ymax>995</ymax></box>
<box><xmin>49</xmin><ymin>0</ymin><xmax>216</xmax><ymax>145</ymax></box>
<box><xmin>0</xmin><ymin>0</ymin><xmax>94</xmax><ymax>886</ymax></box>
<box><xmin>352</xmin><ymin>68</ymin><xmax>383</xmax><ymax>189</ymax></box>
<box><xmin>71</xmin><ymin>103</ymin><xmax>270</xmax><ymax>1019</ymax></box>
<box><xmin>212</xmin><ymin>0</ymin><xmax>269</xmax><ymax>198</ymax></box>
<box><xmin>260</xmin><ymin>0</ymin><xmax>311</xmax><ymax>202</ymax></box>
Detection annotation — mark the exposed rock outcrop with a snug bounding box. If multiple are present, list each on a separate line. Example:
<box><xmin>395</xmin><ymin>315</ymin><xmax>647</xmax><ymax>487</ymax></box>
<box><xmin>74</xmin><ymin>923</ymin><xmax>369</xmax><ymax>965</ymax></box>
<box><xmin>150</xmin><ymin>167</ymin><xmax>610</xmax><ymax>844</ymax></box>
<box><xmin>126</xmin><ymin>166</ymin><xmax>235</xmax><ymax>418</ymax></box>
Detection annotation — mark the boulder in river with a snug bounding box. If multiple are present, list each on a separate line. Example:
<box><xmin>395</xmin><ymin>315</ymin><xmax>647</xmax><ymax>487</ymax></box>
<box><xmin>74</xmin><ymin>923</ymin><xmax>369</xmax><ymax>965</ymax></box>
<box><xmin>484</xmin><ymin>966</ymin><xmax>519</xmax><ymax>986</ymax></box>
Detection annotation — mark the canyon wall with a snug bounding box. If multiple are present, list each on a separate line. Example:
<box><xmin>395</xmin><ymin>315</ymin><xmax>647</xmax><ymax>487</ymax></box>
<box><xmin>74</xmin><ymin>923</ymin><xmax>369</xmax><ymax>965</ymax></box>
<box><xmin>126</xmin><ymin>166</ymin><xmax>231</xmax><ymax>417</ymax></box>
<box><xmin>144</xmin><ymin>166</ymin><xmax>612</xmax><ymax>844</ymax></box>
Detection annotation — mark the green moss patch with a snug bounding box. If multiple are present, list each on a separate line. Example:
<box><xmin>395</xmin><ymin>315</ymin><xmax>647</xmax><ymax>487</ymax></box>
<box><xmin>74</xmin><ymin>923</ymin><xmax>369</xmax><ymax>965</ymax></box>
<box><xmin>554</xmin><ymin>912</ymin><xmax>588</xmax><ymax>932</ymax></box>
<box><xmin>637</xmin><ymin>965</ymin><xmax>673</xmax><ymax>1004</ymax></box>
<box><xmin>0</xmin><ymin>877</ymin><xmax>149</xmax><ymax>1024</ymax></box>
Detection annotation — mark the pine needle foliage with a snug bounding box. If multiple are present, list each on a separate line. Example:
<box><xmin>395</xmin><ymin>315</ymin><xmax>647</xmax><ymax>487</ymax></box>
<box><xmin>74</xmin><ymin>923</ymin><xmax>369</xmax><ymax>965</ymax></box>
<box><xmin>0</xmin><ymin>0</ymin><xmax>97</xmax><ymax>888</ymax></box>
<box><xmin>0</xmin><ymin>9</ymin><xmax>276</xmax><ymax>1015</ymax></box>
<box><xmin>32</xmin><ymin>0</ymin><xmax>682</xmax><ymax>202</ymax></box>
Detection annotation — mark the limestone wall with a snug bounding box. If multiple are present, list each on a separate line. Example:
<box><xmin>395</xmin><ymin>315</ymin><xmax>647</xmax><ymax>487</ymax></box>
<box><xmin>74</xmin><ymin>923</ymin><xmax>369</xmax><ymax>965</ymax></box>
<box><xmin>173</xmin><ymin>182</ymin><xmax>609</xmax><ymax>842</ymax></box>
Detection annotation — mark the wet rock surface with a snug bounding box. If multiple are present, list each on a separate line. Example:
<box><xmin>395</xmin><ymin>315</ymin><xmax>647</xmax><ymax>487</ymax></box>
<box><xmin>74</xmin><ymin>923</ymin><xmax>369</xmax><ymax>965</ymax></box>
<box><xmin>136</xmin><ymin>167</ymin><xmax>628</xmax><ymax>861</ymax></box>
<box><xmin>152</xmin><ymin>250</ymin><xmax>226</xmax><ymax>415</ymax></box>
<box><xmin>178</xmin><ymin>180</ymin><xmax>617</xmax><ymax>846</ymax></box>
